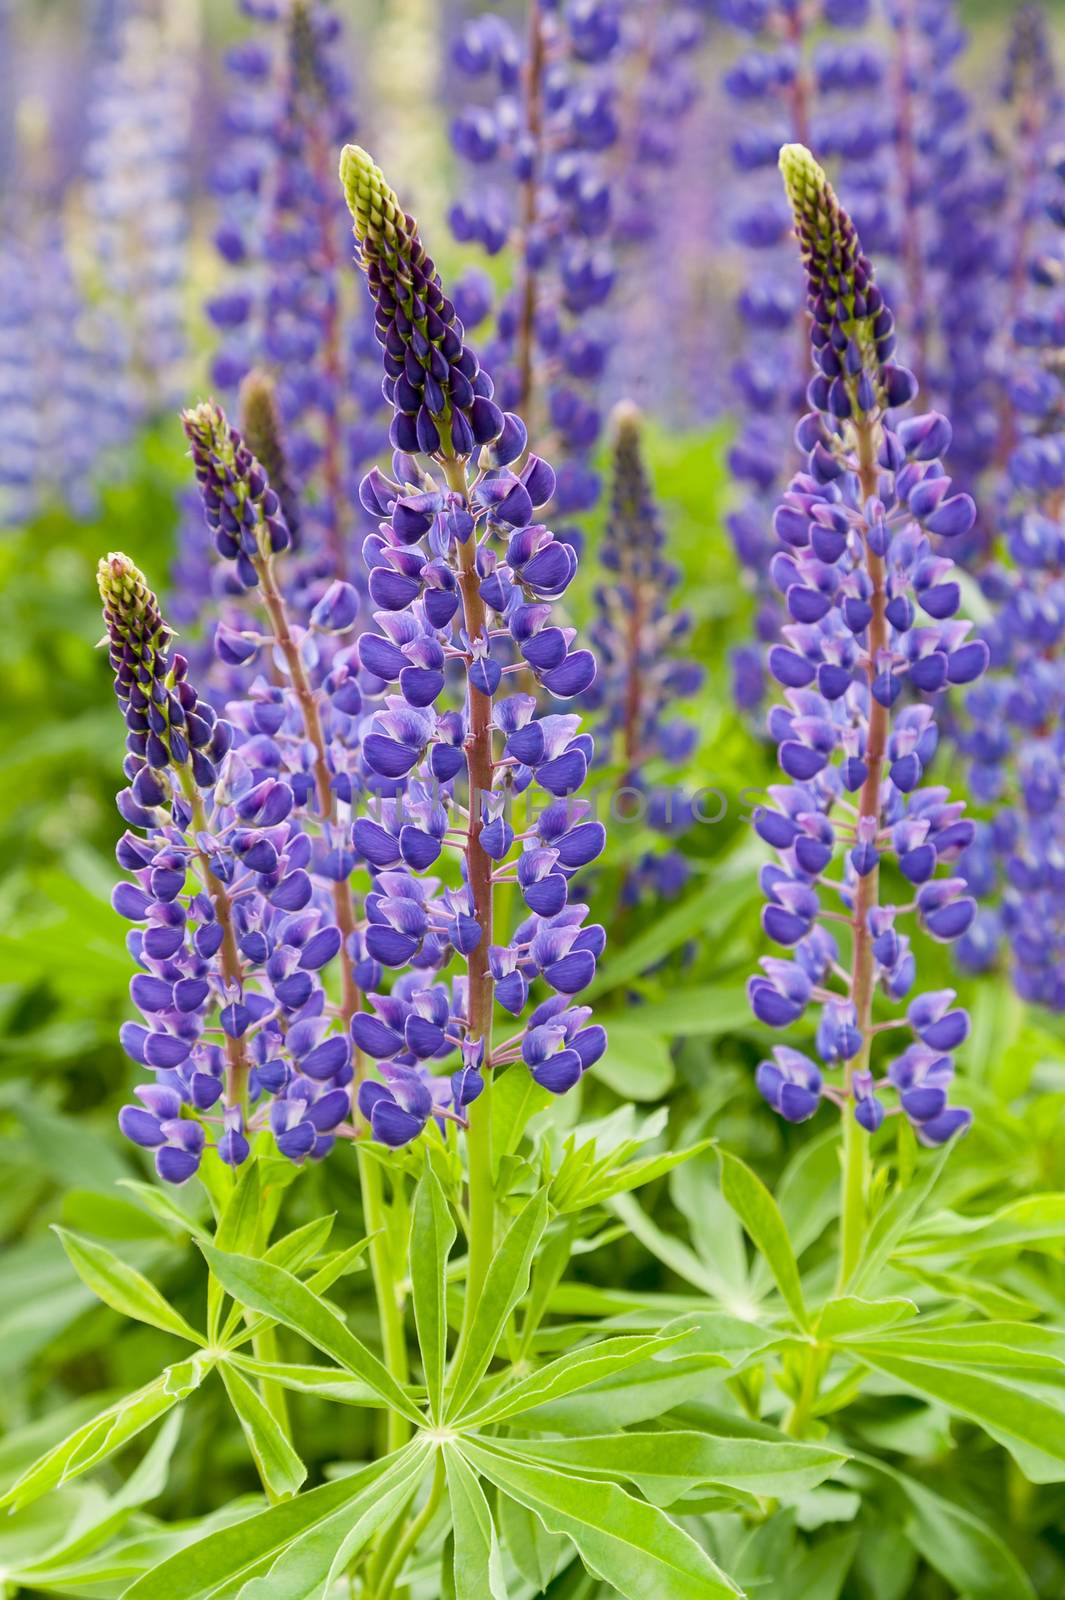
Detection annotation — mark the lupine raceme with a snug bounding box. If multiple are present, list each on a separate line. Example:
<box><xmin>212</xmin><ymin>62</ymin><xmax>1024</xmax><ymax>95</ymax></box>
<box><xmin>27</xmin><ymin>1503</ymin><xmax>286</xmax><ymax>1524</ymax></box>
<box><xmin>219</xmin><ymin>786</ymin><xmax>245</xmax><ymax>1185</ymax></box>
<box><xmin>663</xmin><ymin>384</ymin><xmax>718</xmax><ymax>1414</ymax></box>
<box><xmin>585</xmin><ymin>401</ymin><xmax>704</xmax><ymax>904</ymax></box>
<box><xmin>750</xmin><ymin>146</ymin><xmax>986</xmax><ymax>1271</ymax></box>
<box><xmin>338</xmin><ymin>145</ymin><xmax>607</xmax><ymax>1155</ymax></box>
<box><xmin>956</xmin><ymin>145</ymin><xmax>1065</xmax><ymax>1007</ymax></box>
<box><xmin>100</xmin><ymin>550</ymin><xmax>359</xmax><ymax>1182</ymax></box>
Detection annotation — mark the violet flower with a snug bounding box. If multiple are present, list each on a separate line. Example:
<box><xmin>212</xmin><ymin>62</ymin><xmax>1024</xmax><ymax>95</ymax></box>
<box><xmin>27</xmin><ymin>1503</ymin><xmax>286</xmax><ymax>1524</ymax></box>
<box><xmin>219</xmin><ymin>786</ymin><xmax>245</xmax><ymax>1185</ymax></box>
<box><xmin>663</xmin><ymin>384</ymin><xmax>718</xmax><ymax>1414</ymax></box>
<box><xmin>749</xmin><ymin>145</ymin><xmax>984</xmax><ymax>1148</ymax></box>
<box><xmin>206</xmin><ymin>0</ymin><xmax>381</xmax><ymax>580</ymax></box>
<box><xmin>448</xmin><ymin>2</ymin><xmax>623</xmax><ymax>530</ymax></box>
<box><xmin>99</xmin><ymin>551</ymin><xmax>358</xmax><ymax>1181</ymax></box>
<box><xmin>84</xmin><ymin>8</ymin><xmax>193</xmax><ymax>417</ymax></box>
<box><xmin>955</xmin><ymin>145</ymin><xmax>1065</xmax><ymax>1006</ymax></box>
<box><xmin>720</xmin><ymin>0</ymin><xmax>888</xmax><ymax>712</ymax></box>
<box><xmin>339</xmin><ymin>144</ymin><xmax>607</xmax><ymax>1144</ymax></box>
<box><xmin>585</xmin><ymin>401</ymin><xmax>703</xmax><ymax>902</ymax></box>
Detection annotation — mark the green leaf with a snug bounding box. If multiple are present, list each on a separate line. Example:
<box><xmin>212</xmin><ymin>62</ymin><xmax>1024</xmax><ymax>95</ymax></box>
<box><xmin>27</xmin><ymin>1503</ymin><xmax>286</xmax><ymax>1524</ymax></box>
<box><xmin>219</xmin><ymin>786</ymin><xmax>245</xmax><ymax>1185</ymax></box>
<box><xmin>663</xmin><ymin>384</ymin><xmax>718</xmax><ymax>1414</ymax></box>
<box><xmin>123</xmin><ymin>1443</ymin><xmax>430</xmax><ymax>1600</ymax></box>
<box><xmin>900</xmin><ymin>1193</ymin><xmax>1065</xmax><ymax>1259</ymax></box>
<box><xmin>498</xmin><ymin>1491</ymin><xmax>565</xmax><ymax>1593</ymax></box>
<box><xmin>465</xmin><ymin>1438</ymin><xmax>741</xmax><ymax>1600</ymax></box>
<box><xmin>848</xmin><ymin>1150</ymin><xmax>949</xmax><ymax>1294</ymax></box>
<box><xmin>117</xmin><ymin>1177</ymin><xmax>210</xmax><ymax>1241</ymax></box>
<box><xmin>594</xmin><ymin>1020</ymin><xmax>675</xmax><ymax>1101</ymax></box>
<box><xmin>240</xmin><ymin>1441</ymin><xmax>431</xmax><ymax>1599</ymax></box>
<box><xmin>776</xmin><ymin>1531</ymin><xmax>858</xmax><ymax>1600</ymax></box>
<box><xmin>523</xmin><ymin>1349</ymin><xmax>732</xmax><ymax>1434</ymax></box>
<box><xmin>227</xmin><ymin>1355</ymin><xmax>388</xmax><ymax>1406</ymax></box>
<box><xmin>850</xmin><ymin>1335</ymin><xmax>1065</xmax><ymax>1482</ymax></box>
<box><xmin>455</xmin><ymin>1332</ymin><xmax>689</xmax><ymax>1427</ymax></box>
<box><xmin>719</xmin><ymin>1150</ymin><xmax>809</xmax><ymax>1330</ymax></box>
<box><xmin>52</xmin><ymin>1226</ymin><xmax>203</xmax><ymax>1345</ymax></box>
<box><xmin>575</xmin><ymin>1141</ymin><xmax>712</xmax><ymax>1212</ymax></box>
<box><xmin>444</xmin><ymin>1445</ymin><xmax>509</xmax><ymax>1600</ymax></box>
<box><xmin>861</xmin><ymin>1457</ymin><xmax>1035</xmax><ymax>1600</ymax></box>
<box><xmin>490</xmin><ymin>1065</ymin><xmax>551</xmax><ymax>1167</ymax></box>
<box><xmin>219</xmin><ymin>1362</ymin><xmax>307</xmax><ymax>1500</ymax></box>
<box><xmin>411</xmin><ymin>1161</ymin><xmax>456</xmax><ymax>1421</ymax></box>
<box><xmin>490</xmin><ymin>1431</ymin><xmax>845</xmax><ymax>1506</ymax></box>
<box><xmin>857</xmin><ymin>1320</ymin><xmax>1065</xmax><ymax>1368</ymax></box>
<box><xmin>817</xmin><ymin>1297</ymin><xmax>917</xmax><ymax>1341</ymax></box>
<box><xmin>0</xmin><ymin>1354</ymin><xmax>213</xmax><ymax>1511</ymax></box>
<box><xmin>215</xmin><ymin>1159</ymin><xmax>265</xmax><ymax>1253</ymax></box>
<box><xmin>202</xmin><ymin>1244</ymin><xmax>421</xmax><ymax>1424</ymax></box>
<box><xmin>446</xmin><ymin>1189</ymin><xmax>549</xmax><ymax>1417</ymax></box>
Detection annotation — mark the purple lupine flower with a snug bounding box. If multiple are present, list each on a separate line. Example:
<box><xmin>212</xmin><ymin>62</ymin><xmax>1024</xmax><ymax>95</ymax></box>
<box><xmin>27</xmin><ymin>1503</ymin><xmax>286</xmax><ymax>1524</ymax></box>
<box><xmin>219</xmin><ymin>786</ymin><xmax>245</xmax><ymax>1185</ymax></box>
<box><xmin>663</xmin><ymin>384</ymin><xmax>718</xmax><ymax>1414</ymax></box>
<box><xmin>748</xmin><ymin>145</ymin><xmax>984</xmax><ymax>1145</ymax></box>
<box><xmin>984</xmin><ymin>4</ymin><xmax>1062</xmax><ymax>488</ymax></box>
<box><xmin>339</xmin><ymin>143</ymin><xmax>607</xmax><ymax>1145</ymax></box>
<box><xmin>83</xmin><ymin>8</ymin><xmax>193</xmax><ymax>418</ymax></box>
<box><xmin>954</xmin><ymin>145</ymin><xmax>1065</xmax><ymax>1007</ymax></box>
<box><xmin>204</xmin><ymin>0</ymin><xmax>382</xmax><ymax>582</ymax></box>
<box><xmin>584</xmin><ymin>401</ymin><xmax>703</xmax><ymax>903</ymax></box>
<box><xmin>99</xmin><ymin>552</ymin><xmax>358</xmax><ymax>1181</ymax></box>
<box><xmin>720</xmin><ymin>0</ymin><xmax>889</xmax><ymax>712</ymax></box>
<box><xmin>447</xmin><ymin>1</ymin><xmax>625</xmax><ymax>533</ymax></box>
<box><xmin>0</xmin><ymin>217</ymin><xmax>131</xmax><ymax>527</ymax></box>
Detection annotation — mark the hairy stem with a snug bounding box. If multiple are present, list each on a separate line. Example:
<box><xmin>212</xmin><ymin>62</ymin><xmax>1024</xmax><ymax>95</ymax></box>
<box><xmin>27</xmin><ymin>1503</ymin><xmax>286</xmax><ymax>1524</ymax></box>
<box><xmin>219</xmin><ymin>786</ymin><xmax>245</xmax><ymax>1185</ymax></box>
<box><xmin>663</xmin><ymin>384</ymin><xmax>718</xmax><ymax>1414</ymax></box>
<box><xmin>444</xmin><ymin>452</ymin><xmax>497</xmax><ymax>1354</ymax></box>
<box><xmin>180</xmin><ymin>770</ymin><xmax>250</xmax><ymax>1110</ymax></box>
<box><xmin>838</xmin><ymin>413</ymin><xmax>886</xmax><ymax>1288</ymax></box>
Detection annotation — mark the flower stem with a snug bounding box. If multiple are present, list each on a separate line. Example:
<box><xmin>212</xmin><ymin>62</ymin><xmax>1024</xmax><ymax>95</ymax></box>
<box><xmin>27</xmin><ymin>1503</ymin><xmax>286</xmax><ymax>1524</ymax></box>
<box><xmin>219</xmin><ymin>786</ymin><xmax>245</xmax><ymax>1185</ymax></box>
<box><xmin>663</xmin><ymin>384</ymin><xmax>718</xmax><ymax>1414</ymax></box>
<box><xmin>837</xmin><ymin>413</ymin><xmax>885</xmax><ymax>1289</ymax></box>
<box><xmin>443</xmin><ymin>450</ymin><xmax>498</xmax><ymax>1354</ymax></box>
<box><xmin>180</xmin><ymin>770</ymin><xmax>250</xmax><ymax>1111</ymax></box>
<box><xmin>358</xmin><ymin>1148</ymin><xmax>411</xmax><ymax>1454</ymax></box>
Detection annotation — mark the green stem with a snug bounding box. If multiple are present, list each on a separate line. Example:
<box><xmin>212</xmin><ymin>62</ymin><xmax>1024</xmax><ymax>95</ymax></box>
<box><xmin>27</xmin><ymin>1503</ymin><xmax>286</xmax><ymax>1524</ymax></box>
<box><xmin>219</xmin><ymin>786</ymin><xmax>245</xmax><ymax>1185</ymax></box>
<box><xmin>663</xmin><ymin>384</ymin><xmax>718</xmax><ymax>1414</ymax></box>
<box><xmin>358</xmin><ymin>1147</ymin><xmax>411</xmax><ymax>1453</ymax></box>
<box><xmin>374</xmin><ymin>1453</ymin><xmax>446</xmax><ymax>1600</ymax></box>
<box><xmin>784</xmin><ymin>1344</ymin><xmax>824</xmax><ymax>1439</ymax></box>
<box><xmin>250</xmin><ymin>1322</ymin><xmax>292</xmax><ymax>1444</ymax></box>
<box><xmin>838</xmin><ymin>1108</ymin><xmax>870</xmax><ymax>1291</ymax></box>
<box><xmin>454</xmin><ymin>1069</ymin><xmax>495</xmax><ymax>1372</ymax></box>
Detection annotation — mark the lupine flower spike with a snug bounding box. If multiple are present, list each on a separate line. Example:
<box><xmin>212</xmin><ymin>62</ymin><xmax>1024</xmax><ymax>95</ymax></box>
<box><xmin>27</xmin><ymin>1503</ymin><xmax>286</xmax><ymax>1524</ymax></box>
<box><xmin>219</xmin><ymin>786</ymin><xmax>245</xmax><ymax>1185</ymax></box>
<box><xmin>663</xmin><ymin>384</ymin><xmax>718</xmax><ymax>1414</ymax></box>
<box><xmin>100</xmin><ymin>552</ymin><xmax>360</xmax><ymax>1182</ymax></box>
<box><xmin>339</xmin><ymin>144</ymin><xmax>607</xmax><ymax>1146</ymax></box>
<box><xmin>749</xmin><ymin>146</ymin><xmax>985</xmax><ymax>1157</ymax></box>
<box><xmin>586</xmin><ymin>401</ymin><xmax>703</xmax><ymax>902</ymax></box>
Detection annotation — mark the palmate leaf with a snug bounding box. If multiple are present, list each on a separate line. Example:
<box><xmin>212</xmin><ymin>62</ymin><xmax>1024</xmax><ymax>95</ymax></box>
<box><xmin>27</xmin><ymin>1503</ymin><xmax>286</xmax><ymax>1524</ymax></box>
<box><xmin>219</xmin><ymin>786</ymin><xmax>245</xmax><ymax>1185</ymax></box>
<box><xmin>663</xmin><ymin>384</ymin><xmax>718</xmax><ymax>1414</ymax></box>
<box><xmin>0</xmin><ymin>1354</ymin><xmax>213</xmax><ymax>1512</ymax></box>
<box><xmin>411</xmin><ymin>1160</ymin><xmax>456</xmax><ymax>1422</ymax></box>
<box><xmin>462</xmin><ymin>1437</ymin><xmax>742</xmax><ymax>1600</ymax></box>
<box><xmin>444</xmin><ymin>1445</ymin><xmax>510</xmax><ymax>1600</ymax></box>
<box><xmin>123</xmin><ymin>1441</ymin><xmax>431</xmax><ymax>1600</ymax></box>
<box><xmin>201</xmin><ymin>1244</ymin><xmax>421</xmax><ymax>1424</ymax></box>
<box><xmin>487</xmin><ymin>1430</ymin><xmax>846</xmax><ymax>1506</ymax></box>
<box><xmin>52</xmin><ymin>1226</ymin><xmax>204</xmax><ymax>1345</ymax></box>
